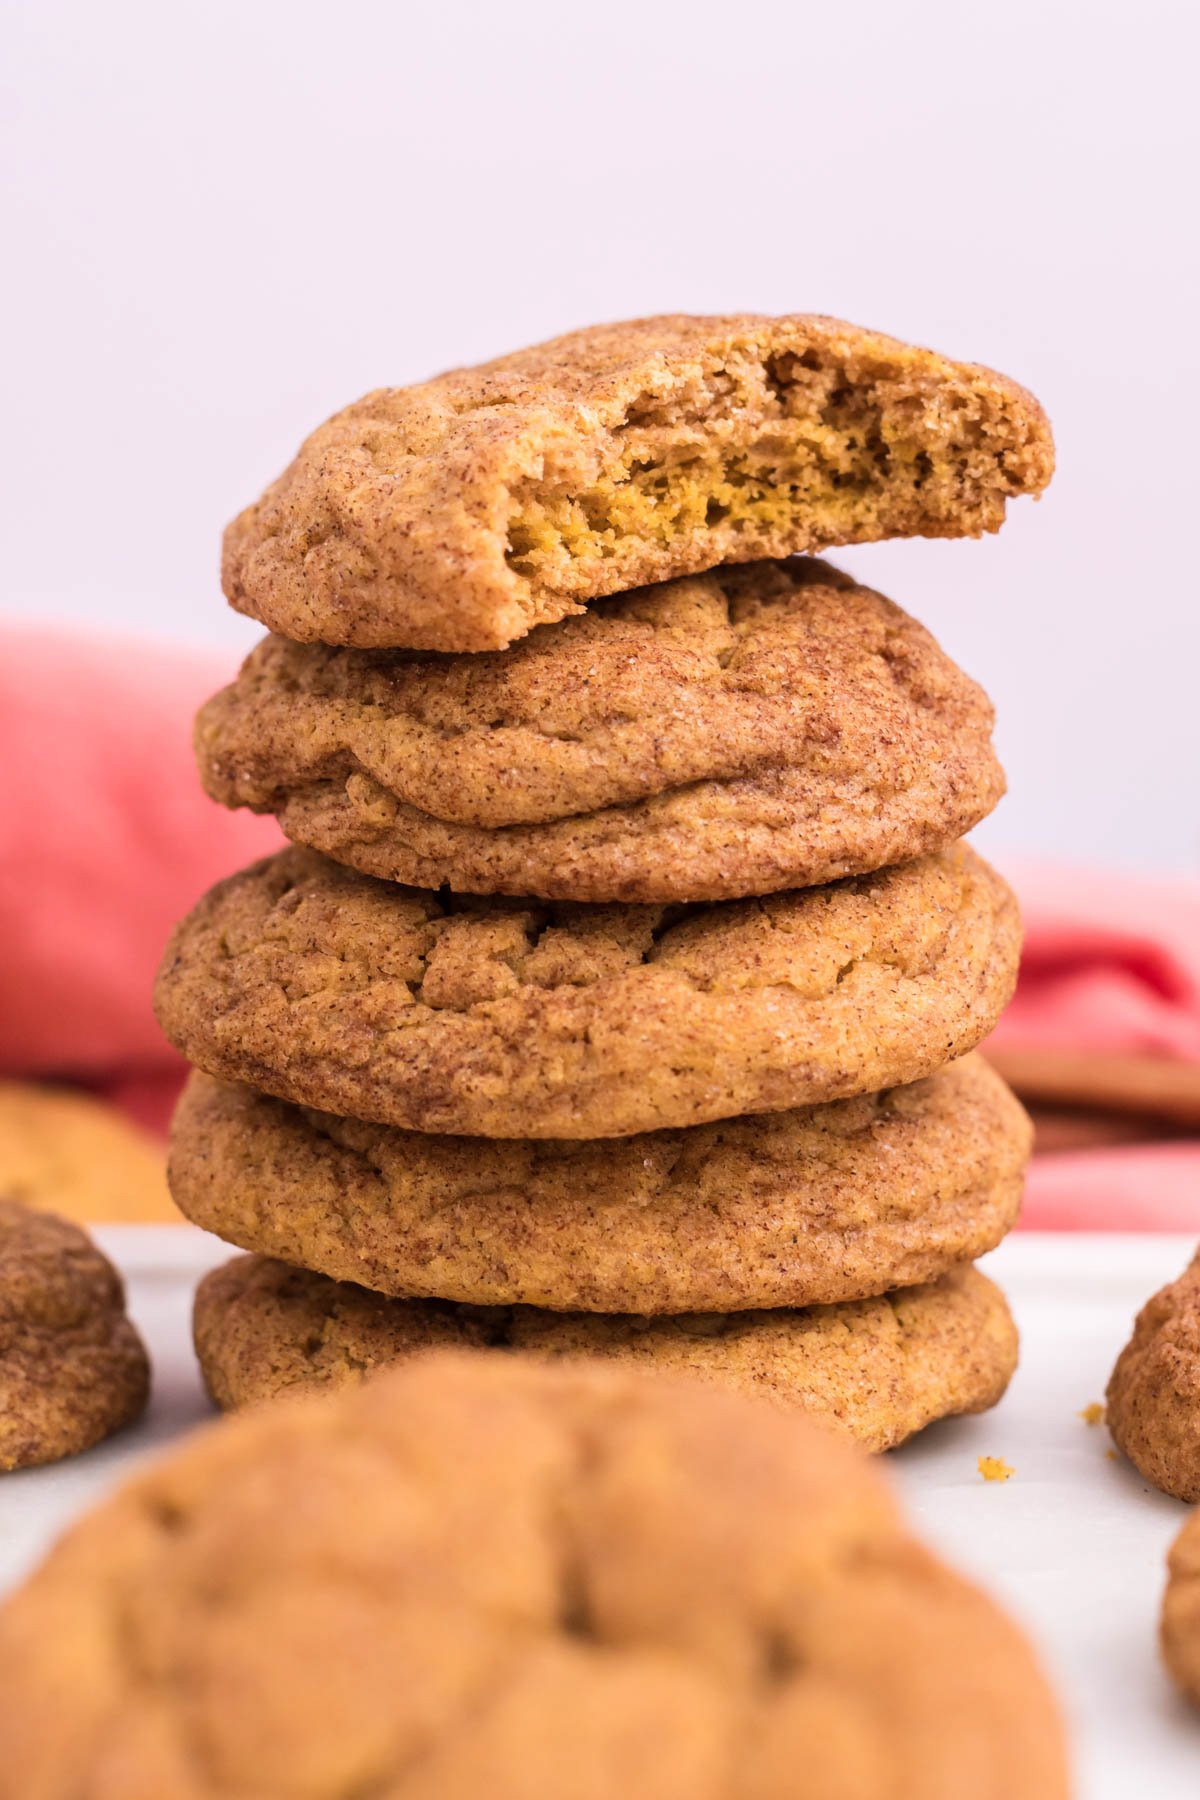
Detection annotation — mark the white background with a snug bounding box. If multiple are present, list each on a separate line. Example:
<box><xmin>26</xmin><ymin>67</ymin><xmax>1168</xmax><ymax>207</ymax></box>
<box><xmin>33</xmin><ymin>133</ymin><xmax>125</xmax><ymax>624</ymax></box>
<box><xmin>4</xmin><ymin>0</ymin><xmax>1198</xmax><ymax>871</ymax></box>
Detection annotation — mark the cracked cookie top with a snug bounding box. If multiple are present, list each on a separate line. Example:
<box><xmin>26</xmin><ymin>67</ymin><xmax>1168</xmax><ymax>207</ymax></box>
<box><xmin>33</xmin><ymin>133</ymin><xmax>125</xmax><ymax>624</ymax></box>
<box><xmin>222</xmin><ymin>313</ymin><xmax>1054</xmax><ymax>652</ymax></box>
<box><xmin>0</xmin><ymin>1352</ymin><xmax>1068</xmax><ymax>1797</ymax></box>
<box><xmin>197</xmin><ymin>558</ymin><xmax>1004</xmax><ymax>902</ymax></box>
<box><xmin>169</xmin><ymin>1056</ymin><xmax>1030</xmax><ymax>1312</ymax></box>
<box><xmin>154</xmin><ymin>843</ymin><xmax>1021</xmax><ymax>1138</ymax></box>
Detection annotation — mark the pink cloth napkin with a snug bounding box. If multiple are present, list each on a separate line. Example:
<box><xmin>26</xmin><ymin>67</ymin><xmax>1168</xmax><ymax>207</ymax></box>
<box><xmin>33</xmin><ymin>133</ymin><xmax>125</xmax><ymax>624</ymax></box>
<box><xmin>986</xmin><ymin>860</ymin><xmax>1200</xmax><ymax>1233</ymax></box>
<box><xmin>1</xmin><ymin>624</ymin><xmax>1197</xmax><ymax>1230</ymax></box>
<box><xmin>0</xmin><ymin>626</ymin><xmax>281</xmax><ymax>1128</ymax></box>
<box><xmin>990</xmin><ymin>861</ymin><xmax>1200</xmax><ymax>1064</ymax></box>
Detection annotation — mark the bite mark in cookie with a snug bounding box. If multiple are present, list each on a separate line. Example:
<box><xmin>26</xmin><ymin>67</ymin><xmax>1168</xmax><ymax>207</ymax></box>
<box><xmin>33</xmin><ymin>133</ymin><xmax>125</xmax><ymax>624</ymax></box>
<box><xmin>223</xmin><ymin>313</ymin><xmax>1054</xmax><ymax>652</ymax></box>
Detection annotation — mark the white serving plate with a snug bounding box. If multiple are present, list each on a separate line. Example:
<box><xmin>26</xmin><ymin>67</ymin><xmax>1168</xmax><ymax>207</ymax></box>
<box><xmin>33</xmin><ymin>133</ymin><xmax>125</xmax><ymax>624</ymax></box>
<box><xmin>1</xmin><ymin>1228</ymin><xmax>1197</xmax><ymax>1797</ymax></box>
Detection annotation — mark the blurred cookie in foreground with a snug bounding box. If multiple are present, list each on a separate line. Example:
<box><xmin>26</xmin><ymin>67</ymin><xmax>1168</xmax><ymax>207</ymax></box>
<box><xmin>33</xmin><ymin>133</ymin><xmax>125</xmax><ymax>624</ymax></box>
<box><xmin>0</xmin><ymin>1079</ymin><xmax>175</xmax><ymax>1222</ymax></box>
<box><xmin>194</xmin><ymin>1254</ymin><xmax>1018</xmax><ymax>1454</ymax></box>
<box><xmin>170</xmin><ymin>1057</ymin><xmax>1030</xmax><ymax>1313</ymax></box>
<box><xmin>0</xmin><ymin>1200</ymin><xmax>149</xmax><ymax>1472</ymax></box>
<box><xmin>1163</xmin><ymin>1509</ymin><xmax>1200</xmax><ymax>1706</ymax></box>
<box><xmin>1107</xmin><ymin>1248</ymin><xmax>1200</xmax><ymax>1501</ymax></box>
<box><xmin>0</xmin><ymin>1352</ymin><xmax>1067</xmax><ymax>1797</ymax></box>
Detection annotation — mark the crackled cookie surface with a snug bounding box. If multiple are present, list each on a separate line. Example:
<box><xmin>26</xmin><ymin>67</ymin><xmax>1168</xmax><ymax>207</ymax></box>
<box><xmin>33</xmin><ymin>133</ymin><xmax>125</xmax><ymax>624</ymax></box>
<box><xmin>155</xmin><ymin>843</ymin><xmax>1020</xmax><ymax>1138</ymax></box>
<box><xmin>223</xmin><ymin>313</ymin><xmax>1054</xmax><ymax>651</ymax></box>
<box><xmin>194</xmin><ymin>1255</ymin><xmax>1018</xmax><ymax>1454</ymax></box>
<box><xmin>1107</xmin><ymin>1251</ymin><xmax>1200</xmax><ymax>1501</ymax></box>
<box><xmin>0</xmin><ymin>1200</ymin><xmax>149</xmax><ymax>1471</ymax></box>
<box><xmin>170</xmin><ymin>1057</ymin><xmax>1029</xmax><ymax>1312</ymax></box>
<box><xmin>198</xmin><ymin>558</ymin><xmax>1004</xmax><ymax>903</ymax></box>
<box><xmin>0</xmin><ymin>1352</ymin><xmax>1067</xmax><ymax>1798</ymax></box>
<box><xmin>1164</xmin><ymin>1509</ymin><xmax>1200</xmax><ymax>1706</ymax></box>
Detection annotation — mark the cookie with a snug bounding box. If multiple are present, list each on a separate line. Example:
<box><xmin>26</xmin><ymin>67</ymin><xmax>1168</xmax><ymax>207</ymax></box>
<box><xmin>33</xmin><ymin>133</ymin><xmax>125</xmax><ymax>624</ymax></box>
<box><xmin>169</xmin><ymin>1056</ymin><xmax>1029</xmax><ymax>1312</ymax></box>
<box><xmin>154</xmin><ymin>843</ymin><xmax>1020</xmax><ymax>1139</ymax></box>
<box><xmin>194</xmin><ymin>1254</ymin><xmax>1018</xmax><ymax>1454</ymax></box>
<box><xmin>0</xmin><ymin>1352</ymin><xmax>1068</xmax><ymax>1797</ymax></box>
<box><xmin>197</xmin><ymin>558</ymin><xmax>1004</xmax><ymax>904</ymax></box>
<box><xmin>1163</xmin><ymin>1508</ymin><xmax>1200</xmax><ymax>1706</ymax></box>
<box><xmin>0</xmin><ymin>1199</ymin><xmax>149</xmax><ymax>1472</ymax></box>
<box><xmin>1107</xmin><ymin>1250</ymin><xmax>1200</xmax><ymax>1501</ymax></box>
<box><xmin>222</xmin><ymin>313</ymin><xmax>1054</xmax><ymax>652</ymax></box>
<box><xmin>0</xmin><ymin>1080</ymin><xmax>174</xmax><ymax>1223</ymax></box>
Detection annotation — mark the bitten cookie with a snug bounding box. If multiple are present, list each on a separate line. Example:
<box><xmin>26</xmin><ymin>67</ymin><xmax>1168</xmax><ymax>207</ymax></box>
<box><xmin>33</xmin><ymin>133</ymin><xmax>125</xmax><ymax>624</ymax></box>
<box><xmin>194</xmin><ymin>1254</ymin><xmax>1018</xmax><ymax>1454</ymax></box>
<box><xmin>0</xmin><ymin>1080</ymin><xmax>173</xmax><ymax>1223</ymax></box>
<box><xmin>1163</xmin><ymin>1508</ymin><xmax>1200</xmax><ymax>1706</ymax></box>
<box><xmin>154</xmin><ymin>843</ymin><xmax>1021</xmax><ymax>1139</ymax></box>
<box><xmin>169</xmin><ymin>1057</ymin><xmax>1030</xmax><ymax>1312</ymax></box>
<box><xmin>197</xmin><ymin>558</ymin><xmax>1004</xmax><ymax>903</ymax></box>
<box><xmin>0</xmin><ymin>1200</ymin><xmax>149</xmax><ymax>1471</ymax></box>
<box><xmin>0</xmin><ymin>1353</ymin><xmax>1068</xmax><ymax>1798</ymax></box>
<box><xmin>223</xmin><ymin>313</ymin><xmax>1053</xmax><ymax>652</ymax></box>
<box><xmin>1107</xmin><ymin>1250</ymin><xmax>1200</xmax><ymax>1500</ymax></box>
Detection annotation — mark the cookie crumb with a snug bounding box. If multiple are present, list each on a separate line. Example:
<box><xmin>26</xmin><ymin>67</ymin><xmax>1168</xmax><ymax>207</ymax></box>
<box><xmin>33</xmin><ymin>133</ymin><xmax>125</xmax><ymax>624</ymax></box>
<box><xmin>1105</xmin><ymin>1447</ymin><xmax>1119</xmax><ymax>1462</ymax></box>
<box><xmin>1079</xmin><ymin>1401</ymin><xmax>1105</xmax><ymax>1426</ymax></box>
<box><xmin>978</xmin><ymin>1454</ymin><xmax>1015</xmax><ymax>1482</ymax></box>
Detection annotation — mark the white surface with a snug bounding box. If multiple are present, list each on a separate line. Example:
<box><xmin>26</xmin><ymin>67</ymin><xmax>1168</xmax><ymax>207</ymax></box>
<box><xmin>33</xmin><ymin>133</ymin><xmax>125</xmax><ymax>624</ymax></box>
<box><xmin>4</xmin><ymin>0</ymin><xmax>1200</xmax><ymax>872</ymax></box>
<box><xmin>1</xmin><ymin>1228</ymin><xmax>1198</xmax><ymax>1794</ymax></box>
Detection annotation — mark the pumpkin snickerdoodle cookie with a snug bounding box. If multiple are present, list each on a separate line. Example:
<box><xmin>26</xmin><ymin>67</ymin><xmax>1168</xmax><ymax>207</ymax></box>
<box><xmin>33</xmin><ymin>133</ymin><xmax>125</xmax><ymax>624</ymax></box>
<box><xmin>169</xmin><ymin>1056</ymin><xmax>1029</xmax><ymax>1312</ymax></box>
<box><xmin>0</xmin><ymin>1353</ymin><xmax>1068</xmax><ymax>1798</ymax></box>
<box><xmin>223</xmin><ymin>313</ymin><xmax>1053</xmax><ymax>653</ymax></box>
<box><xmin>154</xmin><ymin>842</ymin><xmax>1020</xmax><ymax>1139</ymax></box>
<box><xmin>197</xmin><ymin>558</ymin><xmax>1004</xmax><ymax>904</ymax></box>
<box><xmin>0</xmin><ymin>1200</ymin><xmax>149</xmax><ymax>1472</ymax></box>
<box><xmin>193</xmin><ymin>1254</ymin><xmax>1018</xmax><ymax>1454</ymax></box>
<box><xmin>1107</xmin><ymin>1249</ymin><xmax>1200</xmax><ymax>1501</ymax></box>
<box><xmin>0</xmin><ymin>1080</ymin><xmax>174</xmax><ymax>1224</ymax></box>
<box><xmin>1163</xmin><ymin>1508</ymin><xmax>1200</xmax><ymax>1706</ymax></box>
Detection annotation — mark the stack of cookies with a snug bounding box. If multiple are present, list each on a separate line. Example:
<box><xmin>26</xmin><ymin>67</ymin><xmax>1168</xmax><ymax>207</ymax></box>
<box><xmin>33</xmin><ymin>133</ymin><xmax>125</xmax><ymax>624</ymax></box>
<box><xmin>156</xmin><ymin>314</ymin><xmax>1054</xmax><ymax>1452</ymax></box>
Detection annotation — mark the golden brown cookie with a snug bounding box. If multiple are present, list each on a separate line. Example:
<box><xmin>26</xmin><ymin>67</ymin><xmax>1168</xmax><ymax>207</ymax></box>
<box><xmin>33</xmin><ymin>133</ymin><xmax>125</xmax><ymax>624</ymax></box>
<box><xmin>1163</xmin><ymin>1508</ymin><xmax>1200</xmax><ymax>1706</ymax></box>
<box><xmin>154</xmin><ymin>843</ymin><xmax>1020</xmax><ymax>1139</ymax></box>
<box><xmin>194</xmin><ymin>1254</ymin><xmax>1018</xmax><ymax>1454</ymax></box>
<box><xmin>1107</xmin><ymin>1251</ymin><xmax>1200</xmax><ymax>1501</ymax></box>
<box><xmin>0</xmin><ymin>1200</ymin><xmax>150</xmax><ymax>1472</ymax></box>
<box><xmin>0</xmin><ymin>1080</ymin><xmax>174</xmax><ymax>1223</ymax></box>
<box><xmin>223</xmin><ymin>313</ymin><xmax>1054</xmax><ymax>652</ymax></box>
<box><xmin>169</xmin><ymin>1056</ymin><xmax>1029</xmax><ymax>1312</ymax></box>
<box><xmin>197</xmin><ymin>558</ymin><xmax>1004</xmax><ymax>903</ymax></box>
<box><xmin>0</xmin><ymin>1352</ymin><xmax>1068</xmax><ymax>1797</ymax></box>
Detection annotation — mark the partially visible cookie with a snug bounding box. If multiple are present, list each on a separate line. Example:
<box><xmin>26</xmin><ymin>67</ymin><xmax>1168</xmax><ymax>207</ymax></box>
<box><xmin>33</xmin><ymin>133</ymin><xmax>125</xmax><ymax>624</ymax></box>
<box><xmin>1163</xmin><ymin>1508</ymin><xmax>1200</xmax><ymax>1706</ymax></box>
<box><xmin>0</xmin><ymin>1352</ymin><xmax>1068</xmax><ymax>1798</ymax></box>
<box><xmin>223</xmin><ymin>312</ymin><xmax>1053</xmax><ymax>652</ymax></box>
<box><xmin>194</xmin><ymin>1254</ymin><xmax>1018</xmax><ymax>1454</ymax></box>
<box><xmin>1107</xmin><ymin>1250</ymin><xmax>1200</xmax><ymax>1500</ymax></box>
<box><xmin>0</xmin><ymin>1080</ymin><xmax>173</xmax><ymax>1223</ymax></box>
<box><xmin>0</xmin><ymin>1200</ymin><xmax>150</xmax><ymax>1471</ymax></box>
<box><xmin>169</xmin><ymin>1057</ymin><xmax>1030</xmax><ymax>1312</ymax></box>
<box><xmin>155</xmin><ymin>843</ymin><xmax>1020</xmax><ymax>1138</ymax></box>
<box><xmin>197</xmin><ymin>559</ymin><xmax>1004</xmax><ymax>903</ymax></box>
